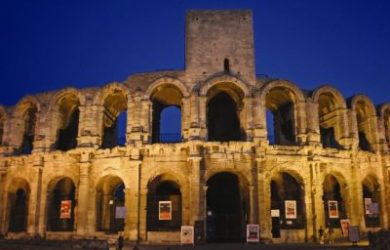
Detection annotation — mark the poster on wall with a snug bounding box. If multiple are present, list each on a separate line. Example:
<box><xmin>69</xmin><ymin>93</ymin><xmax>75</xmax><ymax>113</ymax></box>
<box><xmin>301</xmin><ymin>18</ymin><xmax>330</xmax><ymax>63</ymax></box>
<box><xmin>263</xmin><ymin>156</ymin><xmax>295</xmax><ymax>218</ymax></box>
<box><xmin>246</xmin><ymin>224</ymin><xmax>259</xmax><ymax>243</ymax></box>
<box><xmin>271</xmin><ymin>209</ymin><xmax>280</xmax><ymax>217</ymax></box>
<box><xmin>364</xmin><ymin>198</ymin><xmax>372</xmax><ymax>215</ymax></box>
<box><xmin>115</xmin><ymin>206</ymin><xmax>126</xmax><ymax>219</ymax></box>
<box><xmin>328</xmin><ymin>200</ymin><xmax>339</xmax><ymax>218</ymax></box>
<box><xmin>180</xmin><ymin>225</ymin><xmax>194</xmax><ymax>245</ymax></box>
<box><xmin>60</xmin><ymin>200</ymin><xmax>71</xmax><ymax>219</ymax></box>
<box><xmin>285</xmin><ymin>200</ymin><xmax>297</xmax><ymax>219</ymax></box>
<box><xmin>340</xmin><ymin>219</ymin><xmax>350</xmax><ymax>236</ymax></box>
<box><xmin>369</xmin><ymin>202</ymin><xmax>379</xmax><ymax>216</ymax></box>
<box><xmin>159</xmin><ymin>201</ymin><xmax>172</xmax><ymax>220</ymax></box>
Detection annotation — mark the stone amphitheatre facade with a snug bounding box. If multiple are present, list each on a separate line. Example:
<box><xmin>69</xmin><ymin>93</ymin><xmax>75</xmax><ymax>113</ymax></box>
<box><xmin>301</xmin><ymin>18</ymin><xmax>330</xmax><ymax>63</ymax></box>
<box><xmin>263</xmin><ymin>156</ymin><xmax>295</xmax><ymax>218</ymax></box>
<box><xmin>0</xmin><ymin>10</ymin><xmax>389</xmax><ymax>244</ymax></box>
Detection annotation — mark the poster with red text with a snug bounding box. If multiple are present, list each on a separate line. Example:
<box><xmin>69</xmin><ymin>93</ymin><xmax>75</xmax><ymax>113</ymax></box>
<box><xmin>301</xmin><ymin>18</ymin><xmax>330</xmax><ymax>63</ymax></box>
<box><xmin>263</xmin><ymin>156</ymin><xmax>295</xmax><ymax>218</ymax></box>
<box><xmin>285</xmin><ymin>200</ymin><xmax>297</xmax><ymax>219</ymax></box>
<box><xmin>60</xmin><ymin>200</ymin><xmax>71</xmax><ymax>219</ymax></box>
<box><xmin>159</xmin><ymin>201</ymin><xmax>172</xmax><ymax>220</ymax></box>
<box><xmin>328</xmin><ymin>200</ymin><xmax>339</xmax><ymax>218</ymax></box>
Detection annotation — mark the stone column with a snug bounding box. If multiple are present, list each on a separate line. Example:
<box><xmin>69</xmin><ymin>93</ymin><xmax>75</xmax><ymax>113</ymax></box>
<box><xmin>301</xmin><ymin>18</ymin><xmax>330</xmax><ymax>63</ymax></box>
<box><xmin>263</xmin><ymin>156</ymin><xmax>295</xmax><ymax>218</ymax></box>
<box><xmin>252</xmin><ymin>94</ymin><xmax>267</xmax><ymax>142</ymax></box>
<box><xmin>295</xmin><ymin>101</ymin><xmax>308</xmax><ymax>145</ymax></box>
<box><xmin>248</xmin><ymin>185</ymin><xmax>256</xmax><ymax>224</ymax></box>
<box><xmin>309</xmin><ymin>163</ymin><xmax>325</xmax><ymax>242</ymax></box>
<box><xmin>303</xmin><ymin>176</ymin><xmax>314</xmax><ymax>242</ymax></box>
<box><xmin>349</xmin><ymin>159</ymin><xmax>364</xmax><ymax>227</ymax></box>
<box><xmin>124</xmin><ymin>160</ymin><xmax>141</xmax><ymax>241</ymax></box>
<box><xmin>305</xmin><ymin>100</ymin><xmax>320</xmax><ymax>145</ymax></box>
<box><xmin>256</xmin><ymin>158</ymin><xmax>272</xmax><ymax>240</ymax></box>
<box><xmin>0</xmin><ymin>167</ymin><xmax>6</xmax><ymax>234</ymax></box>
<box><xmin>28</xmin><ymin>155</ymin><xmax>44</xmax><ymax>236</ymax></box>
<box><xmin>188</xmin><ymin>156</ymin><xmax>204</xmax><ymax>223</ymax></box>
<box><xmin>198</xmin><ymin>95</ymin><xmax>207</xmax><ymax>140</ymax></box>
<box><xmin>76</xmin><ymin>152</ymin><xmax>91</xmax><ymax>236</ymax></box>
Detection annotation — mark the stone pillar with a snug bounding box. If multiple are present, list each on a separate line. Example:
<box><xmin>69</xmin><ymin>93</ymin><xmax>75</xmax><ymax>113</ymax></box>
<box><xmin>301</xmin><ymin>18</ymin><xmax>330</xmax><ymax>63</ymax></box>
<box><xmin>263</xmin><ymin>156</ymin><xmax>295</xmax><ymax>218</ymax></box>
<box><xmin>305</xmin><ymin>100</ymin><xmax>320</xmax><ymax>145</ymax></box>
<box><xmin>252</xmin><ymin>95</ymin><xmax>267</xmax><ymax>142</ymax></box>
<box><xmin>188</xmin><ymin>156</ymin><xmax>204</xmax><ymax>223</ymax></box>
<box><xmin>28</xmin><ymin>155</ymin><xmax>44</xmax><ymax>236</ymax></box>
<box><xmin>303</xmin><ymin>176</ymin><xmax>314</xmax><ymax>242</ymax></box>
<box><xmin>76</xmin><ymin>152</ymin><xmax>91</xmax><ymax>236</ymax></box>
<box><xmin>339</xmin><ymin>108</ymin><xmax>353</xmax><ymax>149</ymax></box>
<box><xmin>198</xmin><ymin>95</ymin><xmax>207</xmax><ymax>140</ymax></box>
<box><xmin>256</xmin><ymin>158</ymin><xmax>272</xmax><ymax>240</ymax></box>
<box><xmin>309</xmin><ymin>163</ymin><xmax>325</xmax><ymax>242</ymax></box>
<box><xmin>0</xmin><ymin>166</ymin><xmax>6</xmax><ymax>234</ymax></box>
<box><xmin>138</xmin><ymin>186</ymin><xmax>148</xmax><ymax>241</ymax></box>
<box><xmin>248</xmin><ymin>185</ymin><xmax>256</xmax><ymax>224</ymax></box>
<box><xmin>349</xmin><ymin>159</ymin><xmax>364</xmax><ymax>228</ymax></box>
<box><xmin>141</xmin><ymin>100</ymin><xmax>151</xmax><ymax>143</ymax></box>
<box><xmin>124</xmin><ymin>160</ymin><xmax>141</xmax><ymax>241</ymax></box>
<box><xmin>295</xmin><ymin>101</ymin><xmax>308</xmax><ymax>145</ymax></box>
<box><xmin>181</xmin><ymin>97</ymin><xmax>191</xmax><ymax>141</ymax></box>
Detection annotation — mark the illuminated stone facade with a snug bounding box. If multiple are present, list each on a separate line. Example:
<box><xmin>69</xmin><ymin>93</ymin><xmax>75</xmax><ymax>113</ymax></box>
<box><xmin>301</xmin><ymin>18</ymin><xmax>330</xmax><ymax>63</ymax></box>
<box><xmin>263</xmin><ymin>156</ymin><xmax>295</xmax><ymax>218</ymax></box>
<box><xmin>0</xmin><ymin>10</ymin><xmax>389</xmax><ymax>244</ymax></box>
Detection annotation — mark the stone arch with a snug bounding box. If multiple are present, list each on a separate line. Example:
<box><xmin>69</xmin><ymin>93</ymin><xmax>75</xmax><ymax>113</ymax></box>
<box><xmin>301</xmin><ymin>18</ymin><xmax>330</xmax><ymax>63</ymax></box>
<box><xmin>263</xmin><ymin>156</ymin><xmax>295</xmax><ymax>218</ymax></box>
<box><xmin>202</xmin><ymin>76</ymin><xmax>248</xmax><ymax>142</ymax></box>
<box><xmin>45</xmin><ymin>176</ymin><xmax>77</xmax><ymax>232</ymax></box>
<box><xmin>12</xmin><ymin>96</ymin><xmax>40</xmax><ymax>154</ymax></box>
<box><xmin>349</xmin><ymin>94</ymin><xmax>378</xmax><ymax>151</ymax></box>
<box><xmin>206</xmin><ymin>170</ymin><xmax>249</xmax><ymax>242</ymax></box>
<box><xmin>95</xmin><ymin>175</ymin><xmax>126</xmax><ymax>233</ymax></box>
<box><xmin>361</xmin><ymin>173</ymin><xmax>381</xmax><ymax>228</ymax></box>
<box><xmin>321</xmin><ymin>172</ymin><xmax>349</xmax><ymax>228</ymax></box>
<box><xmin>49</xmin><ymin>88</ymin><xmax>84</xmax><ymax>151</ymax></box>
<box><xmin>268</xmin><ymin>168</ymin><xmax>306</xmax><ymax>234</ymax></box>
<box><xmin>5</xmin><ymin>177</ymin><xmax>30</xmax><ymax>233</ymax></box>
<box><xmin>312</xmin><ymin>85</ymin><xmax>347</xmax><ymax>149</ymax></box>
<box><xmin>199</xmin><ymin>75</ymin><xmax>250</xmax><ymax>98</ymax></box>
<box><xmin>94</xmin><ymin>82</ymin><xmax>130</xmax><ymax>148</ymax></box>
<box><xmin>260</xmin><ymin>80</ymin><xmax>306</xmax><ymax>145</ymax></box>
<box><xmin>379</xmin><ymin>103</ymin><xmax>390</xmax><ymax>145</ymax></box>
<box><xmin>146</xmin><ymin>78</ymin><xmax>186</xmax><ymax>143</ymax></box>
<box><xmin>146</xmin><ymin>171</ymin><xmax>186</xmax><ymax>231</ymax></box>
<box><xmin>145</xmin><ymin>77</ymin><xmax>189</xmax><ymax>99</ymax></box>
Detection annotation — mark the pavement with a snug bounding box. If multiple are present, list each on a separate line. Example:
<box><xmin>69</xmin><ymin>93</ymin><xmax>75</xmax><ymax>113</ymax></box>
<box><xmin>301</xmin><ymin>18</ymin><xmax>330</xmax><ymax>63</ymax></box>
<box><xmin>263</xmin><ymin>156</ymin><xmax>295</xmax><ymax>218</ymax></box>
<box><xmin>0</xmin><ymin>241</ymin><xmax>370</xmax><ymax>250</ymax></box>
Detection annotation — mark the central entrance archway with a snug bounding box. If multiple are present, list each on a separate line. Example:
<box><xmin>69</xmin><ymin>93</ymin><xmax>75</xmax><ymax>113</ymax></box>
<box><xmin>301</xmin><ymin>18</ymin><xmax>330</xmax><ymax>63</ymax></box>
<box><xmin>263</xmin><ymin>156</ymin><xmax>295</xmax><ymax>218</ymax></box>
<box><xmin>206</xmin><ymin>172</ymin><xmax>247</xmax><ymax>242</ymax></box>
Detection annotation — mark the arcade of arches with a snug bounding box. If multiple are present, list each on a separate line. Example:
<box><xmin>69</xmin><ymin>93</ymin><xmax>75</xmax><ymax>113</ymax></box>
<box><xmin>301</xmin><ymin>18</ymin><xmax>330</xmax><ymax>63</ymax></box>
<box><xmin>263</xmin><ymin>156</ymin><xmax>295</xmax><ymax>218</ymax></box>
<box><xmin>0</xmin><ymin>10</ymin><xmax>390</xmax><ymax>245</ymax></box>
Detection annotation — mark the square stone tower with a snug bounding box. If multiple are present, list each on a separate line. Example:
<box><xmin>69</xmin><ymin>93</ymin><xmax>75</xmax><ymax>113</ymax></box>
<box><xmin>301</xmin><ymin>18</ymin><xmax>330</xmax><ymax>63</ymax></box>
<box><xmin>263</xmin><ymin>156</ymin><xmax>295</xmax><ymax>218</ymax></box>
<box><xmin>185</xmin><ymin>10</ymin><xmax>256</xmax><ymax>84</ymax></box>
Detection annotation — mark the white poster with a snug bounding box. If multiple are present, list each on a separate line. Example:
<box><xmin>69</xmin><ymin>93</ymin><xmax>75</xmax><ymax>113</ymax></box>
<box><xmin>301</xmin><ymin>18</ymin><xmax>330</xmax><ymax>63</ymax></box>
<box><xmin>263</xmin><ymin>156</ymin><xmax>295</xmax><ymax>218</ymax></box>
<box><xmin>271</xmin><ymin>209</ymin><xmax>280</xmax><ymax>217</ymax></box>
<box><xmin>159</xmin><ymin>201</ymin><xmax>172</xmax><ymax>220</ymax></box>
<box><xmin>340</xmin><ymin>219</ymin><xmax>350</xmax><ymax>236</ymax></box>
<box><xmin>246</xmin><ymin>224</ymin><xmax>259</xmax><ymax>243</ymax></box>
<box><xmin>115</xmin><ymin>206</ymin><xmax>126</xmax><ymax>219</ymax></box>
<box><xmin>364</xmin><ymin>198</ymin><xmax>372</xmax><ymax>215</ymax></box>
<box><xmin>328</xmin><ymin>200</ymin><xmax>339</xmax><ymax>219</ymax></box>
<box><xmin>180</xmin><ymin>226</ymin><xmax>194</xmax><ymax>245</ymax></box>
<box><xmin>285</xmin><ymin>200</ymin><xmax>297</xmax><ymax>219</ymax></box>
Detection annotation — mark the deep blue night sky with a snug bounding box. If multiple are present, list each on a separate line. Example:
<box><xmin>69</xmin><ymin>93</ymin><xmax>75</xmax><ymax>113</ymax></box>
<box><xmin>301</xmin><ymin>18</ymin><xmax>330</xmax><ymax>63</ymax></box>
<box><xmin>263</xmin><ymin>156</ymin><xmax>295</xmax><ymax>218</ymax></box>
<box><xmin>1</xmin><ymin>0</ymin><xmax>390</xmax><ymax>107</ymax></box>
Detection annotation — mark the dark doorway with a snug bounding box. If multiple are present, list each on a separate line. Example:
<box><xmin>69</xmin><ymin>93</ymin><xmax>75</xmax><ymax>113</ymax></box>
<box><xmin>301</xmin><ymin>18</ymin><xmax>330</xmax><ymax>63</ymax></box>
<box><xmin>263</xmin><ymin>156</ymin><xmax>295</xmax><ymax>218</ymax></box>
<box><xmin>57</xmin><ymin>109</ymin><xmax>79</xmax><ymax>151</ymax></box>
<box><xmin>322</xmin><ymin>175</ymin><xmax>346</xmax><ymax>228</ymax></box>
<box><xmin>8</xmin><ymin>189</ymin><xmax>28</xmax><ymax>232</ymax></box>
<box><xmin>362</xmin><ymin>178</ymin><xmax>380</xmax><ymax>228</ymax></box>
<box><xmin>147</xmin><ymin>180</ymin><xmax>182</xmax><ymax>231</ymax></box>
<box><xmin>207</xmin><ymin>92</ymin><xmax>244</xmax><ymax>142</ymax></box>
<box><xmin>46</xmin><ymin>178</ymin><xmax>75</xmax><ymax>231</ymax></box>
<box><xmin>206</xmin><ymin>172</ymin><xmax>246</xmax><ymax>242</ymax></box>
<box><xmin>320</xmin><ymin>127</ymin><xmax>340</xmax><ymax>149</ymax></box>
<box><xmin>95</xmin><ymin>176</ymin><xmax>125</xmax><ymax>233</ymax></box>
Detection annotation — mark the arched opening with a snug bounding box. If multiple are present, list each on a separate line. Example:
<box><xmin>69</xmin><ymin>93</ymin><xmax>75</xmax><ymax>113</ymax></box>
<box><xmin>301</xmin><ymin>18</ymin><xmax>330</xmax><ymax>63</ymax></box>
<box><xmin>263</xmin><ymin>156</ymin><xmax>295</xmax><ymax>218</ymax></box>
<box><xmin>383</xmin><ymin>108</ymin><xmax>390</xmax><ymax>145</ymax></box>
<box><xmin>46</xmin><ymin>177</ymin><xmax>76</xmax><ymax>231</ymax></box>
<box><xmin>318</xmin><ymin>93</ymin><xmax>342</xmax><ymax>149</ymax></box>
<box><xmin>19</xmin><ymin>104</ymin><xmax>37</xmax><ymax>154</ymax></box>
<box><xmin>265</xmin><ymin>87</ymin><xmax>296</xmax><ymax>145</ymax></box>
<box><xmin>362</xmin><ymin>176</ymin><xmax>380</xmax><ymax>228</ymax></box>
<box><xmin>54</xmin><ymin>95</ymin><xmax>80</xmax><ymax>151</ymax></box>
<box><xmin>147</xmin><ymin>177</ymin><xmax>182</xmax><ymax>231</ymax></box>
<box><xmin>206</xmin><ymin>83</ymin><xmax>245</xmax><ymax>142</ymax></box>
<box><xmin>322</xmin><ymin>175</ymin><xmax>347</xmax><ymax>228</ymax></box>
<box><xmin>101</xmin><ymin>91</ymin><xmax>127</xmax><ymax>148</ymax></box>
<box><xmin>151</xmin><ymin>84</ymin><xmax>182</xmax><ymax>143</ymax></box>
<box><xmin>355</xmin><ymin>100</ymin><xmax>374</xmax><ymax>151</ymax></box>
<box><xmin>96</xmin><ymin>176</ymin><xmax>125</xmax><ymax>233</ymax></box>
<box><xmin>270</xmin><ymin>172</ymin><xmax>305</xmax><ymax>237</ymax></box>
<box><xmin>8</xmin><ymin>179</ymin><xmax>30</xmax><ymax>232</ymax></box>
<box><xmin>206</xmin><ymin>172</ymin><xmax>247</xmax><ymax>242</ymax></box>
